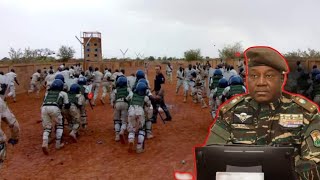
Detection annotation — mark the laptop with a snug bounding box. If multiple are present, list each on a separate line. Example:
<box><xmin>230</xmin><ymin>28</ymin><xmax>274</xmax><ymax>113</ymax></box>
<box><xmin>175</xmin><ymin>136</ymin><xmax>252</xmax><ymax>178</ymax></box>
<box><xmin>195</xmin><ymin>145</ymin><xmax>296</xmax><ymax>180</ymax></box>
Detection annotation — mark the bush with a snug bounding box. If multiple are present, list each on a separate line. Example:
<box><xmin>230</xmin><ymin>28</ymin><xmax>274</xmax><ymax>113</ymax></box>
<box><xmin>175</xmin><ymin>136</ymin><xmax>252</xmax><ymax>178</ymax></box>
<box><xmin>57</xmin><ymin>45</ymin><xmax>75</xmax><ymax>61</ymax></box>
<box><xmin>184</xmin><ymin>49</ymin><xmax>202</xmax><ymax>61</ymax></box>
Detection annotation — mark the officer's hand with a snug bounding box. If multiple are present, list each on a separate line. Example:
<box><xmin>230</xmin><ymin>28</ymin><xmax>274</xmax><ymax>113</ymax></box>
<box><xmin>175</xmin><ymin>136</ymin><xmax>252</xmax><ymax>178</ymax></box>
<box><xmin>8</xmin><ymin>138</ymin><xmax>19</xmax><ymax>145</ymax></box>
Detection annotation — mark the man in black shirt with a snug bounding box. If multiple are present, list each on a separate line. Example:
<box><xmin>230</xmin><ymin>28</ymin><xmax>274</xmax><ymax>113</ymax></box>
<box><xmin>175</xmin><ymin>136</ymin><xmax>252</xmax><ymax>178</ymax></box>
<box><xmin>150</xmin><ymin>65</ymin><xmax>172</xmax><ymax>123</ymax></box>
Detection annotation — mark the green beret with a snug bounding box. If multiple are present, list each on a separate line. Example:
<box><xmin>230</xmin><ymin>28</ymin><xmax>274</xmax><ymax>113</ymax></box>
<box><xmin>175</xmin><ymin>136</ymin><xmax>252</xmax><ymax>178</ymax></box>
<box><xmin>245</xmin><ymin>47</ymin><xmax>289</xmax><ymax>74</ymax></box>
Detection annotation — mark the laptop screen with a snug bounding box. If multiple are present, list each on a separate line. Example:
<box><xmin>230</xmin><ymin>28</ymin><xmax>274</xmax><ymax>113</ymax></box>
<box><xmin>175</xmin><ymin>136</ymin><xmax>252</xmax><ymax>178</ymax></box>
<box><xmin>195</xmin><ymin>145</ymin><xmax>296</xmax><ymax>180</ymax></box>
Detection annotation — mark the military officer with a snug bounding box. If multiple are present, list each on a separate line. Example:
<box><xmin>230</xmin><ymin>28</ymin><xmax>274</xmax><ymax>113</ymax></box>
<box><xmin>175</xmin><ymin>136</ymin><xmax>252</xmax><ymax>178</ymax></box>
<box><xmin>206</xmin><ymin>46</ymin><xmax>320</xmax><ymax>180</ymax></box>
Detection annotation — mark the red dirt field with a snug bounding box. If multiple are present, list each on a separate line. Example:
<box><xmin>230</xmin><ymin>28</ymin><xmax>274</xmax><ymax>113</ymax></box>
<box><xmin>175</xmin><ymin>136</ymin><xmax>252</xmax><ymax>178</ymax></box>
<box><xmin>0</xmin><ymin>69</ymin><xmax>212</xmax><ymax>179</ymax></box>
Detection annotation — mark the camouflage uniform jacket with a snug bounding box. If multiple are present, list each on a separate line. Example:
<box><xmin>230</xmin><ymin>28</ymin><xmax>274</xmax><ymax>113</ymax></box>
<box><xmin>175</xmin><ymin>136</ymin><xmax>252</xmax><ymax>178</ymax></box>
<box><xmin>206</xmin><ymin>92</ymin><xmax>320</xmax><ymax>180</ymax></box>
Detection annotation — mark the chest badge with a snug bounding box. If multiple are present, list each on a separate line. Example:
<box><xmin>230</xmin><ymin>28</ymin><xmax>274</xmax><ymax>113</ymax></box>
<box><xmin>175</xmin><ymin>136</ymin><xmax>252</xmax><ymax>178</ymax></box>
<box><xmin>310</xmin><ymin>130</ymin><xmax>320</xmax><ymax>148</ymax></box>
<box><xmin>235</xmin><ymin>113</ymin><xmax>253</xmax><ymax>123</ymax></box>
<box><xmin>279</xmin><ymin>114</ymin><xmax>303</xmax><ymax>128</ymax></box>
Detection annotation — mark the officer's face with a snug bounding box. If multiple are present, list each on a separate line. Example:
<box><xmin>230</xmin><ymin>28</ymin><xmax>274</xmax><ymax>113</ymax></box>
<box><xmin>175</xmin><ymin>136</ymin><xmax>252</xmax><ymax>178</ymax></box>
<box><xmin>248</xmin><ymin>66</ymin><xmax>282</xmax><ymax>104</ymax></box>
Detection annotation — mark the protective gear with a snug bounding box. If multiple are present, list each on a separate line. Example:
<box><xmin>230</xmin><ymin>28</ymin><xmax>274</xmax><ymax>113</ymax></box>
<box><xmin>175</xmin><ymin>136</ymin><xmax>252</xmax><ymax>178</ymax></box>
<box><xmin>213</xmin><ymin>69</ymin><xmax>223</xmax><ymax>76</ymax></box>
<box><xmin>138</xmin><ymin>78</ymin><xmax>148</xmax><ymax>87</ymax></box>
<box><xmin>114</xmin><ymin>119</ymin><xmax>121</xmax><ymax>141</ymax></box>
<box><xmin>316</xmin><ymin>74</ymin><xmax>320</xmax><ymax>82</ymax></box>
<box><xmin>218</xmin><ymin>78</ymin><xmax>228</xmax><ymax>88</ymax></box>
<box><xmin>191</xmin><ymin>71</ymin><xmax>197</xmax><ymax>78</ymax></box>
<box><xmin>136</xmin><ymin>70</ymin><xmax>145</xmax><ymax>80</ymax></box>
<box><xmin>229</xmin><ymin>85</ymin><xmax>245</xmax><ymax>97</ymax></box>
<box><xmin>210</xmin><ymin>76</ymin><xmax>222</xmax><ymax>90</ymax></box>
<box><xmin>136</xmin><ymin>129</ymin><xmax>146</xmax><ymax>153</ymax></box>
<box><xmin>135</xmin><ymin>82</ymin><xmax>147</xmax><ymax>96</ymax></box>
<box><xmin>311</xmin><ymin>69</ymin><xmax>320</xmax><ymax>79</ymax></box>
<box><xmin>229</xmin><ymin>76</ymin><xmax>243</xmax><ymax>85</ymax></box>
<box><xmin>68</xmin><ymin>93</ymin><xmax>79</xmax><ymax>105</ymax></box>
<box><xmin>78</xmin><ymin>77</ymin><xmax>87</xmax><ymax>85</ymax></box>
<box><xmin>55</xmin><ymin>74</ymin><xmax>65</xmax><ymax>83</ymax></box>
<box><xmin>69</xmin><ymin>84</ymin><xmax>81</xmax><ymax>94</ymax></box>
<box><xmin>50</xmin><ymin>79</ymin><xmax>64</xmax><ymax>91</ymax></box>
<box><xmin>116</xmin><ymin>76</ymin><xmax>128</xmax><ymax>88</ymax></box>
<box><xmin>130</xmin><ymin>94</ymin><xmax>145</xmax><ymax>107</ymax></box>
<box><xmin>116</xmin><ymin>87</ymin><xmax>129</xmax><ymax>100</ymax></box>
<box><xmin>43</xmin><ymin>91</ymin><xmax>63</xmax><ymax>107</ymax></box>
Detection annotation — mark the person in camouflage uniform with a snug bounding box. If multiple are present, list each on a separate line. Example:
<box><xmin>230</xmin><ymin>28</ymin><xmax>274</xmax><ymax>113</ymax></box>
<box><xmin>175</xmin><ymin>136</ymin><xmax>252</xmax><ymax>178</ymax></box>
<box><xmin>77</xmin><ymin>77</ymin><xmax>88</xmax><ymax>129</ymax></box>
<box><xmin>206</xmin><ymin>46</ymin><xmax>320</xmax><ymax>180</ymax></box>
<box><xmin>209</xmin><ymin>78</ymin><xmax>229</xmax><ymax>119</ymax></box>
<box><xmin>110</xmin><ymin>76</ymin><xmax>133</xmax><ymax>143</ymax></box>
<box><xmin>62</xmin><ymin>84</ymin><xmax>85</xmax><ymax>142</ymax></box>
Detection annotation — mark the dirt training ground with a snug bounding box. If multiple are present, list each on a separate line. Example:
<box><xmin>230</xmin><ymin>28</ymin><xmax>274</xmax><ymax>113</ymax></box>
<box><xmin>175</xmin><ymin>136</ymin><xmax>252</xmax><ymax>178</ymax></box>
<box><xmin>0</xmin><ymin>67</ymin><xmax>212</xmax><ymax>179</ymax></box>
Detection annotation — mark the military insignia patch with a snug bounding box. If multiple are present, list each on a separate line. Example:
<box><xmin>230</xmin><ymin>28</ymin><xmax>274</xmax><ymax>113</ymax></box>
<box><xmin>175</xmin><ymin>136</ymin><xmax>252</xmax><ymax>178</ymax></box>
<box><xmin>310</xmin><ymin>130</ymin><xmax>320</xmax><ymax>148</ymax></box>
<box><xmin>299</xmin><ymin>99</ymin><xmax>306</xmax><ymax>104</ymax></box>
<box><xmin>279</xmin><ymin>114</ymin><xmax>303</xmax><ymax>128</ymax></box>
<box><xmin>234</xmin><ymin>113</ymin><xmax>253</xmax><ymax>123</ymax></box>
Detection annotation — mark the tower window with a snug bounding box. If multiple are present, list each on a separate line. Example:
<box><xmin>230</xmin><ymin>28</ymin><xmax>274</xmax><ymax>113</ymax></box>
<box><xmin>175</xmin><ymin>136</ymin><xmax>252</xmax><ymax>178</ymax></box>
<box><xmin>87</xmin><ymin>49</ymin><xmax>90</xmax><ymax>52</ymax></box>
<box><xmin>94</xmin><ymin>54</ymin><xmax>98</xmax><ymax>57</ymax></box>
<box><xmin>87</xmin><ymin>54</ymin><xmax>90</xmax><ymax>57</ymax></box>
<box><xmin>95</xmin><ymin>48</ymin><xmax>98</xmax><ymax>52</ymax></box>
<box><xmin>87</xmin><ymin>43</ymin><xmax>90</xmax><ymax>46</ymax></box>
<box><xmin>94</xmin><ymin>43</ymin><xmax>97</xmax><ymax>46</ymax></box>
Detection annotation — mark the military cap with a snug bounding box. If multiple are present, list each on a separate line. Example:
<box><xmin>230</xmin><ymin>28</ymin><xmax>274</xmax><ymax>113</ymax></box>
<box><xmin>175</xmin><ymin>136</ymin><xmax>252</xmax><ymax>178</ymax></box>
<box><xmin>245</xmin><ymin>46</ymin><xmax>289</xmax><ymax>74</ymax></box>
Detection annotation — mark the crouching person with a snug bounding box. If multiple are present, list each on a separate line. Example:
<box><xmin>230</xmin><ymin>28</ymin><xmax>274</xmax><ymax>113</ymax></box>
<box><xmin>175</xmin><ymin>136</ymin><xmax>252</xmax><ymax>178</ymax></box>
<box><xmin>41</xmin><ymin>79</ymin><xmax>70</xmax><ymax>155</ymax></box>
<box><xmin>110</xmin><ymin>76</ymin><xmax>133</xmax><ymax>143</ymax></box>
<box><xmin>63</xmin><ymin>84</ymin><xmax>85</xmax><ymax>142</ymax></box>
<box><xmin>127</xmin><ymin>82</ymin><xmax>151</xmax><ymax>154</ymax></box>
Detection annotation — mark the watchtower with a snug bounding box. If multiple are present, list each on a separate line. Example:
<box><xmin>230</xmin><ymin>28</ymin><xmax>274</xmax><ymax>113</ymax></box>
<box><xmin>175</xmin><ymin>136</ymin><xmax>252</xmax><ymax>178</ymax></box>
<box><xmin>82</xmin><ymin>32</ymin><xmax>102</xmax><ymax>61</ymax></box>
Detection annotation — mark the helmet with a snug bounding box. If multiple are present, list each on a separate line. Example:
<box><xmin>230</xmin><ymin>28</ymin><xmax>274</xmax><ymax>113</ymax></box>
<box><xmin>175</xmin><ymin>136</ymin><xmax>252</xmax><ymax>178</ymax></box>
<box><xmin>138</xmin><ymin>78</ymin><xmax>148</xmax><ymax>87</ymax></box>
<box><xmin>229</xmin><ymin>76</ymin><xmax>243</xmax><ymax>85</ymax></box>
<box><xmin>135</xmin><ymin>82</ymin><xmax>147</xmax><ymax>96</ymax></box>
<box><xmin>116</xmin><ymin>76</ymin><xmax>127</xmax><ymax>88</ymax></box>
<box><xmin>191</xmin><ymin>71</ymin><xmax>197</xmax><ymax>78</ymax></box>
<box><xmin>115</xmin><ymin>75</ymin><xmax>125</xmax><ymax>82</ymax></box>
<box><xmin>77</xmin><ymin>77</ymin><xmax>87</xmax><ymax>85</ymax></box>
<box><xmin>69</xmin><ymin>84</ymin><xmax>81</xmax><ymax>94</ymax></box>
<box><xmin>50</xmin><ymin>79</ymin><xmax>64</xmax><ymax>91</ymax></box>
<box><xmin>312</xmin><ymin>69</ymin><xmax>320</xmax><ymax>79</ymax></box>
<box><xmin>136</xmin><ymin>70</ymin><xmax>145</xmax><ymax>80</ymax></box>
<box><xmin>55</xmin><ymin>74</ymin><xmax>65</xmax><ymax>83</ymax></box>
<box><xmin>213</xmin><ymin>69</ymin><xmax>223</xmax><ymax>76</ymax></box>
<box><xmin>316</xmin><ymin>74</ymin><xmax>320</xmax><ymax>82</ymax></box>
<box><xmin>218</xmin><ymin>78</ymin><xmax>228</xmax><ymax>88</ymax></box>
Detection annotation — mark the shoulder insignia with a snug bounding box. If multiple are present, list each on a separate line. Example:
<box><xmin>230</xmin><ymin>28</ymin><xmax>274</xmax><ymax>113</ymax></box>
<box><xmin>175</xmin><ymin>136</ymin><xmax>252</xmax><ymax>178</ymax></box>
<box><xmin>292</xmin><ymin>95</ymin><xmax>318</xmax><ymax>113</ymax></box>
<box><xmin>220</xmin><ymin>94</ymin><xmax>247</xmax><ymax>114</ymax></box>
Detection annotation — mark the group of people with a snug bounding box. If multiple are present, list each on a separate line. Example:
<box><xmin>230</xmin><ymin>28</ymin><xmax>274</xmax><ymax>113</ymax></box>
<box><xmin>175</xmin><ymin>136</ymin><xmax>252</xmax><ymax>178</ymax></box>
<box><xmin>173</xmin><ymin>61</ymin><xmax>246</xmax><ymax>119</ymax></box>
<box><xmin>24</xmin><ymin>63</ymin><xmax>172</xmax><ymax>155</ymax></box>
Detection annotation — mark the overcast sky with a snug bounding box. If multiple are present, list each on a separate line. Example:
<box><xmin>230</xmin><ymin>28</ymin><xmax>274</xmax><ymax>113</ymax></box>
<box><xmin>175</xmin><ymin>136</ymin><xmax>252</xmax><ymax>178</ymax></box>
<box><xmin>1</xmin><ymin>0</ymin><xmax>320</xmax><ymax>59</ymax></box>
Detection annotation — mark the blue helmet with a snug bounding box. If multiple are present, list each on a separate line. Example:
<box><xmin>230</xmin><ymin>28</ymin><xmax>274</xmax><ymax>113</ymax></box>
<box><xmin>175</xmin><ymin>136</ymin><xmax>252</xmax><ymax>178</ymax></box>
<box><xmin>55</xmin><ymin>74</ymin><xmax>65</xmax><ymax>83</ymax></box>
<box><xmin>50</xmin><ymin>79</ymin><xmax>64</xmax><ymax>91</ymax></box>
<box><xmin>136</xmin><ymin>70</ymin><xmax>145</xmax><ymax>80</ymax></box>
<box><xmin>77</xmin><ymin>77</ymin><xmax>87</xmax><ymax>85</ymax></box>
<box><xmin>316</xmin><ymin>74</ymin><xmax>320</xmax><ymax>82</ymax></box>
<box><xmin>312</xmin><ymin>69</ymin><xmax>320</xmax><ymax>79</ymax></box>
<box><xmin>116</xmin><ymin>76</ymin><xmax>127</xmax><ymax>88</ymax></box>
<box><xmin>218</xmin><ymin>78</ymin><xmax>228</xmax><ymax>88</ymax></box>
<box><xmin>213</xmin><ymin>69</ymin><xmax>223</xmax><ymax>76</ymax></box>
<box><xmin>191</xmin><ymin>71</ymin><xmax>197</xmax><ymax>78</ymax></box>
<box><xmin>138</xmin><ymin>78</ymin><xmax>148</xmax><ymax>87</ymax></box>
<box><xmin>135</xmin><ymin>82</ymin><xmax>147</xmax><ymax>96</ymax></box>
<box><xmin>229</xmin><ymin>76</ymin><xmax>243</xmax><ymax>85</ymax></box>
<box><xmin>69</xmin><ymin>84</ymin><xmax>81</xmax><ymax>94</ymax></box>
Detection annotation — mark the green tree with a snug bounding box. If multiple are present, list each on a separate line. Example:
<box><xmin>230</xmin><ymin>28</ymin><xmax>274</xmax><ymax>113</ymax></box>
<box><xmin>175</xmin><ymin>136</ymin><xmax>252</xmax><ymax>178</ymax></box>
<box><xmin>184</xmin><ymin>49</ymin><xmax>202</xmax><ymax>61</ymax></box>
<box><xmin>8</xmin><ymin>48</ymin><xmax>23</xmax><ymax>60</ymax></box>
<box><xmin>218</xmin><ymin>42</ymin><xmax>243</xmax><ymax>59</ymax></box>
<box><xmin>57</xmin><ymin>45</ymin><xmax>75</xmax><ymax>61</ymax></box>
<box><xmin>148</xmin><ymin>56</ymin><xmax>155</xmax><ymax>61</ymax></box>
